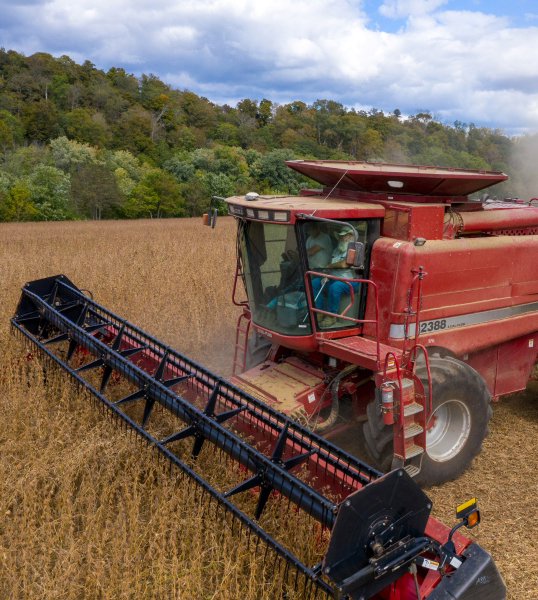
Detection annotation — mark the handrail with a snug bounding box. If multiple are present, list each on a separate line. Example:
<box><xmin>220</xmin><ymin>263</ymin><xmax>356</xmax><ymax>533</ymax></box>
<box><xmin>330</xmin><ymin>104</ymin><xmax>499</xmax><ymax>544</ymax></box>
<box><xmin>232</xmin><ymin>312</ymin><xmax>251</xmax><ymax>375</ymax></box>
<box><xmin>382</xmin><ymin>352</ymin><xmax>404</xmax><ymax>428</ymax></box>
<box><xmin>232</xmin><ymin>264</ymin><xmax>249</xmax><ymax>308</ymax></box>
<box><xmin>402</xmin><ymin>266</ymin><xmax>426</xmax><ymax>358</ymax></box>
<box><xmin>406</xmin><ymin>343</ymin><xmax>433</xmax><ymax>418</ymax></box>
<box><xmin>304</xmin><ymin>270</ymin><xmax>380</xmax><ymax>364</ymax></box>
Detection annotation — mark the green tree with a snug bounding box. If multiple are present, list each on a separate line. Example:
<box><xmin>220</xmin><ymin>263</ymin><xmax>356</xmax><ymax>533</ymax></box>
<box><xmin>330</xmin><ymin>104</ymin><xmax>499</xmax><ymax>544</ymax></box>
<box><xmin>180</xmin><ymin>92</ymin><xmax>217</xmax><ymax>129</ymax></box>
<box><xmin>256</xmin><ymin>99</ymin><xmax>273</xmax><ymax>127</ymax></box>
<box><xmin>138</xmin><ymin>170</ymin><xmax>183</xmax><ymax>217</ymax></box>
<box><xmin>254</xmin><ymin>148</ymin><xmax>303</xmax><ymax>193</ymax></box>
<box><xmin>64</xmin><ymin>108</ymin><xmax>107</xmax><ymax>147</ymax></box>
<box><xmin>26</xmin><ymin>164</ymin><xmax>71</xmax><ymax>220</ymax></box>
<box><xmin>50</xmin><ymin>136</ymin><xmax>99</xmax><ymax>173</ymax></box>
<box><xmin>0</xmin><ymin>110</ymin><xmax>25</xmax><ymax>144</ymax></box>
<box><xmin>103</xmin><ymin>149</ymin><xmax>141</xmax><ymax>179</ymax></box>
<box><xmin>114</xmin><ymin>106</ymin><xmax>153</xmax><ymax>154</ymax></box>
<box><xmin>236</xmin><ymin>98</ymin><xmax>258</xmax><ymax>118</ymax></box>
<box><xmin>180</xmin><ymin>174</ymin><xmax>210</xmax><ymax>217</ymax></box>
<box><xmin>113</xmin><ymin>167</ymin><xmax>136</xmax><ymax>197</ymax></box>
<box><xmin>205</xmin><ymin>172</ymin><xmax>234</xmax><ymax>202</ymax></box>
<box><xmin>359</xmin><ymin>129</ymin><xmax>384</xmax><ymax>160</ymax></box>
<box><xmin>106</xmin><ymin>66</ymin><xmax>139</xmax><ymax>100</ymax></box>
<box><xmin>0</xmin><ymin>119</ymin><xmax>14</xmax><ymax>151</ymax></box>
<box><xmin>0</xmin><ymin>184</ymin><xmax>37</xmax><ymax>221</ymax></box>
<box><xmin>171</xmin><ymin>126</ymin><xmax>197</xmax><ymax>151</ymax></box>
<box><xmin>215</xmin><ymin>122</ymin><xmax>238</xmax><ymax>146</ymax></box>
<box><xmin>70</xmin><ymin>163</ymin><xmax>124</xmax><ymax>219</ymax></box>
<box><xmin>163</xmin><ymin>154</ymin><xmax>195</xmax><ymax>183</ymax></box>
<box><xmin>123</xmin><ymin>183</ymin><xmax>159</xmax><ymax>218</ymax></box>
<box><xmin>23</xmin><ymin>99</ymin><xmax>58</xmax><ymax>141</ymax></box>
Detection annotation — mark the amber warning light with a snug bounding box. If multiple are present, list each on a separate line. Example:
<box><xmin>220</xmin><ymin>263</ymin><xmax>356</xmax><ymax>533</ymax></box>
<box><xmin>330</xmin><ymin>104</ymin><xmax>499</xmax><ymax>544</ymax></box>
<box><xmin>456</xmin><ymin>497</ymin><xmax>481</xmax><ymax>529</ymax></box>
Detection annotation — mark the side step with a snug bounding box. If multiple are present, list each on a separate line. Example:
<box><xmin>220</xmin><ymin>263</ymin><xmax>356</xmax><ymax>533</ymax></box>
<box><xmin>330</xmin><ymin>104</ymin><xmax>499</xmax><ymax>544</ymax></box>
<box><xmin>404</xmin><ymin>422</ymin><xmax>424</xmax><ymax>438</ymax></box>
<box><xmin>404</xmin><ymin>464</ymin><xmax>421</xmax><ymax>477</ymax></box>
<box><xmin>405</xmin><ymin>444</ymin><xmax>424</xmax><ymax>459</ymax></box>
<box><xmin>404</xmin><ymin>402</ymin><xmax>423</xmax><ymax>416</ymax></box>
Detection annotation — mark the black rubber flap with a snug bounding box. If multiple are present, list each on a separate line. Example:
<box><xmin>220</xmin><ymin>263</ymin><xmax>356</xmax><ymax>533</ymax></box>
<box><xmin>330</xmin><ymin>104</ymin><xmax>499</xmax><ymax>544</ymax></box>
<box><xmin>323</xmin><ymin>469</ymin><xmax>431</xmax><ymax>596</ymax></box>
<box><xmin>426</xmin><ymin>543</ymin><xmax>506</xmax><ymax>600</ymax></box>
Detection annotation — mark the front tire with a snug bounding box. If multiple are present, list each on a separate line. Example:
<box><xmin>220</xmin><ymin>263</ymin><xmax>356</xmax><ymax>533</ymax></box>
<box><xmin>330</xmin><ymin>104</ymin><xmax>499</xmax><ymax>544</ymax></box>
<box><xmin>363</xmin><ymin>357</ymin><xmax>492</xmax><ymax>487</ymax></box>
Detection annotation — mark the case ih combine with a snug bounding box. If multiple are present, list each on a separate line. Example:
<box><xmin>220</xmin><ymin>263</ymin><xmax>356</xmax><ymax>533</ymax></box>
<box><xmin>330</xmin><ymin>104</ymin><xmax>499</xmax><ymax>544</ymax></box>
<box><xmin>11</xmin><ymin>160</ymin><xmax>521</xmax><ymax>599</ymax></box>
<box><xmin>222</xmin><ymin>160</ymin><xmax>538</xmax><ymax>488</ymax></box>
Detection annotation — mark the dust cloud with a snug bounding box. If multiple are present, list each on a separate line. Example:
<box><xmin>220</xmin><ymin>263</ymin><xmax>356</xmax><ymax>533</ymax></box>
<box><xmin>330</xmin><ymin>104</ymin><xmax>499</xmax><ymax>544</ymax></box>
<box><xmin>508</xmin><ymin>133</ymin><xmax>538</xmax><ymax>201</ymax></box>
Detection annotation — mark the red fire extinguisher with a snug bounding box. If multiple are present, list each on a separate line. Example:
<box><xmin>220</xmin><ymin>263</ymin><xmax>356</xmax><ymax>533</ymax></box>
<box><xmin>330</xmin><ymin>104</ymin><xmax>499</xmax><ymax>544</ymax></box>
<box><xmin>381</xmin><ymin>381</ymin><xmax>395</xmax><ymax>425</ymax></box>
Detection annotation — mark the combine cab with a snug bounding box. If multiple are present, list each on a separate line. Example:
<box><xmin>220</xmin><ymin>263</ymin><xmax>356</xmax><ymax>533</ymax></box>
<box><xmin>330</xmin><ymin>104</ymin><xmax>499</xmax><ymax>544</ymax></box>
<box><xmin>12</xmin><ymin>274</ymin><xmax>505</xmax><ymax>599</ymax></box>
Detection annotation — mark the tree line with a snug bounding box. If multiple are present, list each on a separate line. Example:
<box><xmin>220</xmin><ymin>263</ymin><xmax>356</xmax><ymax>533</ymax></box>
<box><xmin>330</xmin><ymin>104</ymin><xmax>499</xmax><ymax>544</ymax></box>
<box><xmin>0</xmin><ymin>48</ymin><xmax>534</xmax><ymax>221</ymax></box>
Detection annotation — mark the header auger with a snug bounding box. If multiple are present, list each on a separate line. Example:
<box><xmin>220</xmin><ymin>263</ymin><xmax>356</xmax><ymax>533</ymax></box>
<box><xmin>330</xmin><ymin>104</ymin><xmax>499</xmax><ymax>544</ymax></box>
<box><xmin>12</xmin><ymin>274</ymin><xmax>505</xmax><ymax>599</ymax></box>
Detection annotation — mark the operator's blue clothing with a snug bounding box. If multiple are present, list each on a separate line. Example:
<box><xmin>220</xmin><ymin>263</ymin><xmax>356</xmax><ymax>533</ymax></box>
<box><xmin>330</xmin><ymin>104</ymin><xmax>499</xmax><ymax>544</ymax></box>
<box><xmin>311</xmin><ymin>244</ymin><xmax>359</xmax><ymax>315</ymax></box>
<box><xmin>311</xmin><ymin>277</ymin><xmax>359</xmax><ymax>314</ymax></box>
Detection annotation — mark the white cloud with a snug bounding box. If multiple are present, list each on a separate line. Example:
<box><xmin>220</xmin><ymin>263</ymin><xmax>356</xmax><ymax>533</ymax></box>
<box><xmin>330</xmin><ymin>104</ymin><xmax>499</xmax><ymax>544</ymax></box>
<box><xmin>1</xmin><ymin>0</ymin><xmax>538</xmax><ymax>131</ymax></box>
<box><xmin>379</xmin><ymin>0</ymin><xmax>448</xmax><ymax>19</ymax></box>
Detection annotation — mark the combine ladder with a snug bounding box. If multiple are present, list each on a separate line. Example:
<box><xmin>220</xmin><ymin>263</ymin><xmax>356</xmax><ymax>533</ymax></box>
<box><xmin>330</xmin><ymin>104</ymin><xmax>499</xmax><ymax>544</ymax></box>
<box><xmin>384</xmin><ymin>266</ymin><xmax>432</xmax><ymax>478</ymax></box>
<box><xmin>380</xmin><ymin>349</ymin><xmax>431</xmax><ymax>478</ymax></box>
<box><xmin>232</xmin><ymin>311</ymin><xmax>251</xmax><ymax>375</ymax></box>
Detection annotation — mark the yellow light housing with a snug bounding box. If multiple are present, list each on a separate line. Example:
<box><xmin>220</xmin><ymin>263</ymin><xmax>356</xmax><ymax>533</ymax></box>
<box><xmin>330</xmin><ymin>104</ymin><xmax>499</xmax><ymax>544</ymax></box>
<box><xmin>456</xmin><ymin>498</ymin><xmax>481</xmax><ymax>529</ymax></box>
<box><xmin>257</xmin><ymin>210</ymin><xmax>270</xmax><ymax>220</ymax></box>
<box><xmin>273</xmin><ymin>211</ymin><xmax>289</xmax><ymax>222</ymax></box>
<box><xmin>246</xmin><ymin>208</ymin><xmax>255</xmax><ymax>217</ymax></box>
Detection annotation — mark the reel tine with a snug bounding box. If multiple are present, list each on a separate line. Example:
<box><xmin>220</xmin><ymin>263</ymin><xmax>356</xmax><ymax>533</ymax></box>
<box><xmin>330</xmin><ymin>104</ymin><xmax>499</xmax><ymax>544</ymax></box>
<box><xmin>76</xmin><ymin>357</ymin><xmax>104</xmax><ymax>372</ymax></box>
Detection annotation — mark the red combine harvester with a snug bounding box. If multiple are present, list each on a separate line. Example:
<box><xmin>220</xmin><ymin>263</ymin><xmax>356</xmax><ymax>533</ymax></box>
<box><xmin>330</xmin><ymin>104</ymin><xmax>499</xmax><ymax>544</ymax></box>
<box><xmin>218</xmin><ymin>160</ymin><xmax>538</xmax><ymax>489</ymax></box>
<box><xmin>11</xmin><ymin>161</ymin><xmax>513</xmax><ymax>599</ymax></box>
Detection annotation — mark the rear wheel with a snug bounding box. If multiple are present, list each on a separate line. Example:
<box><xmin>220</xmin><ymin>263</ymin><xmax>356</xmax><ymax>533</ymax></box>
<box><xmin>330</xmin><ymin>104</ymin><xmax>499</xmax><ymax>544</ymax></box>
<box><xmin>363</xmin><ymin>357</ymin><xmax>492</xmax><ymax>487</ymax></box>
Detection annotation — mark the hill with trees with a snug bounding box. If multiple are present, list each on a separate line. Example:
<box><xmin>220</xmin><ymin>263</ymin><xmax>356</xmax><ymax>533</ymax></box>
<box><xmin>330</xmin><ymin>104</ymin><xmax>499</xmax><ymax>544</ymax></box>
<box><xmin>0</xmin><ymin>48</ymin><xmax>535</xmax><ymax>221</ymax></box>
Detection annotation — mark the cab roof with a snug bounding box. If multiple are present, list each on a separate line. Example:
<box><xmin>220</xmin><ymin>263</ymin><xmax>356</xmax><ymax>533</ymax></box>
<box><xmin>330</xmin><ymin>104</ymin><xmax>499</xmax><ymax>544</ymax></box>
<box><xmin>226</xmin><ymin>194</ymin><xmax>386</xmax><ymax>222</ymax></box>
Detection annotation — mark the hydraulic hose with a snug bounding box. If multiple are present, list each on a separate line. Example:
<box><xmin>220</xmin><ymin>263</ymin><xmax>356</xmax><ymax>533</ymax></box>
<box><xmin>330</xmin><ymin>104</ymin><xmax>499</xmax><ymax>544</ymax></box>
<box><xmin>313</xmin><ymin>364</ymin><xmax>357</xmax><ymax>432</ymax></box>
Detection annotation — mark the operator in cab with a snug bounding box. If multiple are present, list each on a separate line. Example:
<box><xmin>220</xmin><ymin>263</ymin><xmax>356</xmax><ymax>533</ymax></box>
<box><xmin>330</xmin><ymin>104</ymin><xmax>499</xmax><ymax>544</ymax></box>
<box><xmin>305</xmin><ymin>222</ymin><xmax>332</xmax><ymax>270</ymax></box>
<box><xmin>311</xmin><ymin>227</ymin><xmax>359</xmax><ymax>328</ymax></box>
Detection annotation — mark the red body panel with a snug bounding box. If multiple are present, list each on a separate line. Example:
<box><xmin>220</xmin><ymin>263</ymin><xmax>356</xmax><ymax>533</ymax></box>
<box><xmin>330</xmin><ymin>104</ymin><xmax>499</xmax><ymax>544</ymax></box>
<box><xmin>495</xmin><ymin>334</ymin><xmax>538</xmax><ymax>396</ymax></box>
<box><xmin>361</xmin><ymin>235</ymin><xmax>538</xmax><ymax>396</ymax></box>
<box><xmin>381</xmin><ymin>203</ymin><xmax>445</xmax><ymax>241</ymax></box>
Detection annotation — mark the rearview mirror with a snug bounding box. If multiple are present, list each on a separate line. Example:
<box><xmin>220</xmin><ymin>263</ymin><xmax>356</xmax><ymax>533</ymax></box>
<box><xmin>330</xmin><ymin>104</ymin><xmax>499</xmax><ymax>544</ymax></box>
<box><xmin>202</xmin><ymin>196</ymin><xmax>224</xmax><ymax>228</ymax></box>
<box><xmin>346</xmin><ymin>241</ymin><xmax>365</xmax><ymax>269</ymax></box>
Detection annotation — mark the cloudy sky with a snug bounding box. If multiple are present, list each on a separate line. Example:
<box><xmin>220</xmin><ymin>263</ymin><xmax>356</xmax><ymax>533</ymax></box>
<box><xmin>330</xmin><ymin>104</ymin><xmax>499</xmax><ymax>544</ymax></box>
<box><xmin>2</xmin><ymin>0</ymin><xmax>538</xmax><ymax>132</ymax></box>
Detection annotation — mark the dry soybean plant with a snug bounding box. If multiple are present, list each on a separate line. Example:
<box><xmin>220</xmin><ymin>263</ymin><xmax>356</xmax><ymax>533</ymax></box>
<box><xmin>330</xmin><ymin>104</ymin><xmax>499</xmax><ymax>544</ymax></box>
<box><xmin>1</xmin><ymin>218</ymin><xmax>537</xmax><ymax>598</ymax></box>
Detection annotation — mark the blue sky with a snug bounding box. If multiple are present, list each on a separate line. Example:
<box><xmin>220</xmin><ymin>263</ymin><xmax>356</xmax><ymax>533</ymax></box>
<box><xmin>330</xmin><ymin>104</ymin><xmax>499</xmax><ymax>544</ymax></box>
<box><xmin>366</xmin><ymin>0</ymin><xmax>538</xmax><ymax>31</ymax></box>
<box><xmin>1</xmin><ymin>0</ymin><xmax>538</xmax><ymax>133</ymax></box>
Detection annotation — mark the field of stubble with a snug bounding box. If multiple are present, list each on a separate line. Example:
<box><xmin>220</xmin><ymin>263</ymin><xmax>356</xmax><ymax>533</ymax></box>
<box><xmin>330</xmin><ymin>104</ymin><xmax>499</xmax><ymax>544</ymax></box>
<box><xmin>0</xmin><ymin>217</ymin><xmax>537</xmax><ymax>599</ymax></box>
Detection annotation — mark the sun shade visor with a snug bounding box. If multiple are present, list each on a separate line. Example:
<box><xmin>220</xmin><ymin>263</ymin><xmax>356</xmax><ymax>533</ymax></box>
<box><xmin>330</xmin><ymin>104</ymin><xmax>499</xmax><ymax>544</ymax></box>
<box><xmin>285</xmin><ymin>160</ymin><xmax>508</xmax><ymax>196</ymax></box>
